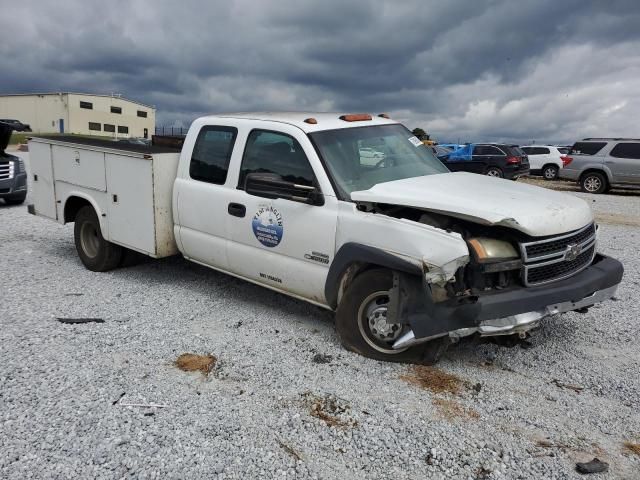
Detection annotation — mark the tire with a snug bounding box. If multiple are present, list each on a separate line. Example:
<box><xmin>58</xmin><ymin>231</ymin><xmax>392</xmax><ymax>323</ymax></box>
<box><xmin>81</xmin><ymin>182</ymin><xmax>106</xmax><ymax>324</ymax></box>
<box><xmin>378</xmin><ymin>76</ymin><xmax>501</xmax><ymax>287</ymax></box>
<box><xmin>73</xmin><ymin>205</ymin><xmax>123</xmax><ymax>271</ymax></box>
<box><xmin>580</xmin><ymin>171</ymin><xmax>607</xmax><ymax>194</ymax></box>
<box><xmin>542</xmin><ymin>164</ymin><xmax>559</xmax><ymax>180</ymax></box>
<box><xmin>485</xmin><ymin>167</ymin><xmax>503</xmax><ymax>178</ymax></box>
<box><xmin>335</xmin><ymin>269</ymin><xmax>450</xmax><ymax>364</ymax></box>
<box><xmin>4</xmin><ymin>193</ymin><xmax>26</xmax><ymax>205</ymax></box>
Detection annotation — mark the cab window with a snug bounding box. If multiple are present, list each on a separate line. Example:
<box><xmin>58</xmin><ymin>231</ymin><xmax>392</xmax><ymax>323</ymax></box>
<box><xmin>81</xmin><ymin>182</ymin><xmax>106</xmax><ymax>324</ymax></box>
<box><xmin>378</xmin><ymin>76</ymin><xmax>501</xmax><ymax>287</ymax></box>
<box><xmin>239</xmin><ymin>130</ymin><xmax>316</xmax><ymax>188</ymax></box>
<box><xmin>190</xmin><ymin>126</ymin><xmax>238</xmax><ymax>184</ymax></box>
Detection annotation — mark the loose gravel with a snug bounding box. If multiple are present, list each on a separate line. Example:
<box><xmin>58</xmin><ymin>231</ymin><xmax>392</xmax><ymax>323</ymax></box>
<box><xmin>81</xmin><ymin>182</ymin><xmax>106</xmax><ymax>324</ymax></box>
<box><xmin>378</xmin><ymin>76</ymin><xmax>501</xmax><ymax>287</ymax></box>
<box><xmin>1</xmin><ymin>156</ymin><xmax>639</xmax><ymax>479</ymax></box>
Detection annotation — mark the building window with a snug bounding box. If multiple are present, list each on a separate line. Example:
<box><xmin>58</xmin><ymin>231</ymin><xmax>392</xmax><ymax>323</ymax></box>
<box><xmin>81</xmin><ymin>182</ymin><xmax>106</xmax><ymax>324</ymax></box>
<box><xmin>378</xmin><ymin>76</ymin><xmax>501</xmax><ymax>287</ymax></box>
<box><xmin>110</xmin><ymin>106</ymin><xmax>122</xmax><ymax>114</ymax></box>
<box><xmin>80</xmin><ymin>101</ymin><xmax>93</xmax><ymax>110</ymax></box>
<box><xmin>118</xmin><ymin>126</ymin><xmax>129</xmax><ymax>134</ymax></box>
<box><xmin>104</xmin><ymin>124</ymin><xmax>115</xmax><ymax>133</ymax></box>
<box><xmin>88</xmin><ymin>122</ymin><xmax>101</xmax><ymax>131</ymax></box>
<box><xmin>137</xmin><ymin>110</ymin><xmax>147</xmax><ymax>118</ymax></box>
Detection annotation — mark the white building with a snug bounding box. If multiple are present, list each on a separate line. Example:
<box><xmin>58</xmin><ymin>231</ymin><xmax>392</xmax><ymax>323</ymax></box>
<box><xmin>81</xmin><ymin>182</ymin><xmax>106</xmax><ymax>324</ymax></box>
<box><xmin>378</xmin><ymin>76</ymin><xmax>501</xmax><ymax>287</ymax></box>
<box><xmin>0</xmin><ymin>92</ymin><xmax>156</xmax><ymax>139</ymax></box>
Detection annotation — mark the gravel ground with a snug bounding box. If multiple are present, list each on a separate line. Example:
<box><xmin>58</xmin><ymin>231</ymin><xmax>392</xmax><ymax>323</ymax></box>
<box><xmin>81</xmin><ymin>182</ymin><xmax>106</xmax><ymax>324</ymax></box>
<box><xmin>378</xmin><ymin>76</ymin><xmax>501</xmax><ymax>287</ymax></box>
<box><xmin>1</xmin><ymin>156</ymin><xmax>639</xmax><ymax>479</ymax></box>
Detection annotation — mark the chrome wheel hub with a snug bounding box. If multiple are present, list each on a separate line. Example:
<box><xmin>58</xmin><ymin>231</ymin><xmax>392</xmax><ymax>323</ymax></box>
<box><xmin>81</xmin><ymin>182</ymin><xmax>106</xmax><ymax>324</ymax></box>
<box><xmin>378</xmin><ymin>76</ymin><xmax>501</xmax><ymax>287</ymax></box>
<box><xmin>584</xmin><ymin>176</ymin><xmax>601</xmax><ymax>192</ymax></box>
<box><xmin>358</xmin><ymin>291</ymin><xmax>408</xmax><ymax>354</ymax></box>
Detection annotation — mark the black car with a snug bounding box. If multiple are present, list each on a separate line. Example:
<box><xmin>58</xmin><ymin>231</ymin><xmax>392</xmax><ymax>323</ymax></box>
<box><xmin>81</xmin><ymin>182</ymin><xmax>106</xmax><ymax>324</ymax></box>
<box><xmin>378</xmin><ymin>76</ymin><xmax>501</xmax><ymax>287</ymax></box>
<box><xmin>439</xmin><ymin>143</ymin><xmax>530</xmax><ymax>180</ymax></box>
<box><xmin>0</xmin><ymin>121</ymin><xmax>28</xmax><ymax>204</ymax></box>
<box><xmin>0</xmin><ymin>119</ymin><xmax>31</xmax><ymax>132</ymax></box>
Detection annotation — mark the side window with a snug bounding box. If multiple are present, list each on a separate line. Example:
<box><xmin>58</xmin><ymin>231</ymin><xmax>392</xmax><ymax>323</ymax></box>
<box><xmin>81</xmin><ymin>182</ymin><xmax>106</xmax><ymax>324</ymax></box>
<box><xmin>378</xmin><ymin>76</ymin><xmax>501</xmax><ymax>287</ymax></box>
<box><xmin>610</xmin><ymin>143</ymin><xmax>640</xmax><ymax>160</ymax></box>
<box><xmin>472</xmin><ymin>145</ymin><xmax>487</xmax><ymax>155</ymax></box>
<box><xmin>570</xmin><ymin>142</ymin><xmax>606</xmax><ymax>155</ymax></box>
<box><xmin>239</xmin><ymin>130</ymin><xmax>316</xmax><ymax>188</ymax></box>
<box><xmin>521</xmin><ymin>147</ymin><xmax>533</xmax><ymax>155</ymax></box>
<box><xmin>538</xmin><ymin>147</ymin><xmax>551</xmax><ymax>154</ymax></box>
<box><xmin>189</xmin><ymin>126</ymin><xmax>238</xmax><ymax>185</ymax></box>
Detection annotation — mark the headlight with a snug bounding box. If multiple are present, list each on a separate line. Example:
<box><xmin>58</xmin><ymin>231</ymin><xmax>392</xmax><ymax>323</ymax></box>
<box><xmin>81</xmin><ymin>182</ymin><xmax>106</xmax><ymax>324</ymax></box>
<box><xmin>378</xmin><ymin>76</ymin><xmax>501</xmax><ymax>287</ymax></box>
<box><xmin>467</xmin><ymin>237</ymin><xmax>519</xmax><ymax>262</ymax></box>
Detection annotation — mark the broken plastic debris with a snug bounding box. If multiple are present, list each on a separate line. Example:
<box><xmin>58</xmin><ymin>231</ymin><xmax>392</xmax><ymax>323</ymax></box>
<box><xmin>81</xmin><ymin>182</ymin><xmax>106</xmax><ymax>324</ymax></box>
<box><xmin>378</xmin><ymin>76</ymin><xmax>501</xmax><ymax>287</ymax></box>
<box><xmin>56</xmin><ymin>317</ymin><xmax>105</xmax><ymax>324</ymax></box>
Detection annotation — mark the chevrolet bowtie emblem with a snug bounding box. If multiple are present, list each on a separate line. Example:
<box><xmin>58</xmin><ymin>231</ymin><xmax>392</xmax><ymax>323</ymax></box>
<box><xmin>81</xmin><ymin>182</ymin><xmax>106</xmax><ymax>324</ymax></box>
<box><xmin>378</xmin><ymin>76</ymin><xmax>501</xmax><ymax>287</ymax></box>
<box><xmin>564</xmin><ymin>243</ymin><xmax>582</xmax><ymax>261</ymax></box>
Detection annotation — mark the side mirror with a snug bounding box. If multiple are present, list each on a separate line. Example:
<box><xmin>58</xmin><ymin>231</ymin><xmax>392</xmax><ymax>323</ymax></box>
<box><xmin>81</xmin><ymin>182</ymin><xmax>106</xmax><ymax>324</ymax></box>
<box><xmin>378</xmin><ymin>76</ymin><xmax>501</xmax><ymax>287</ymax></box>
<box><xmin>245</xmin><ymin>172</ymin><xmax>324</xmax><ymax>206</ymax></box>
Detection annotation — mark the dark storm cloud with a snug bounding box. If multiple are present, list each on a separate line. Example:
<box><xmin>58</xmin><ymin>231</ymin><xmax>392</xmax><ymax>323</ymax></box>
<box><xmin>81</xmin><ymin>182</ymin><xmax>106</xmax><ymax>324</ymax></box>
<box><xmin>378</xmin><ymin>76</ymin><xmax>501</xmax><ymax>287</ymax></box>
<box><xmin>1</xmin><ymin>0</ymin><xmax>639</xmax><ymax>141</ymax></box>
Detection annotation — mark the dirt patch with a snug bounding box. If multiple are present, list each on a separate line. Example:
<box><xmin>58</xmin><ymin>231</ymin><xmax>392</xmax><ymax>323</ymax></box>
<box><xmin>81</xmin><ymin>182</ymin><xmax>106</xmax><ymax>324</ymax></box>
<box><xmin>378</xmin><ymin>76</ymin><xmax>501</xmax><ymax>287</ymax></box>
<box><xmin>175</xmin><ymin>353</ymin><xmax>217</xmax><ymax>376</ymax></box>
<box><xmin>594</xmin><ymin>212</ymin><xmax>640</xmax><ymax>227</ymax></box>
<box><xmin>432</xmin><ymin>397</ymin><xmax>479</xmax><ymax>421</ymax></box>
<box><xmin>623</xmin><ymin>442</ymin><xmax>640</xmax><ymax>456</ymax></box>
<box><xmin>302</xmin><ymin>392</ymin><xmax>357</xmax><ymax>428</ymax></box>
<box><xmin>400</xmin><ymin>365</ymin><xmax>465</xmax><ymax>395</ymax></box>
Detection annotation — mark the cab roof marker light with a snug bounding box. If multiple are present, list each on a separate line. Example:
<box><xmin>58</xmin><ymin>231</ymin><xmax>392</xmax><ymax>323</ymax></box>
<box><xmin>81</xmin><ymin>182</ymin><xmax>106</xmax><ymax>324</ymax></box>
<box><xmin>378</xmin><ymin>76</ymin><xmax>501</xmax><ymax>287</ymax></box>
<box><xmin>378</xmin><ymin>113</ymin><xmax>390</xmax><ymax>119</ymax></box>
<box><xmin>339</xmin><ymin>114</ymin><xmax>372</xmax><ymax>122</ymax></box>
<box><xmin>304</xmin><ymin>118</ymin><xmax>318</xmax><ymax>124</ymax></box>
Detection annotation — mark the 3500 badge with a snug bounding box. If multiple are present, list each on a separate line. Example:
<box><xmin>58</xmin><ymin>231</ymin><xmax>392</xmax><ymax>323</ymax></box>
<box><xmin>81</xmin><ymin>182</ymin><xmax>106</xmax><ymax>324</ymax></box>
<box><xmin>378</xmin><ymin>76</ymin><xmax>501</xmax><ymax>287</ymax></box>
<box><xmin>251</xmin><ymin>206</ymin><xmax>283</xmax><ymax>247</ymax></box>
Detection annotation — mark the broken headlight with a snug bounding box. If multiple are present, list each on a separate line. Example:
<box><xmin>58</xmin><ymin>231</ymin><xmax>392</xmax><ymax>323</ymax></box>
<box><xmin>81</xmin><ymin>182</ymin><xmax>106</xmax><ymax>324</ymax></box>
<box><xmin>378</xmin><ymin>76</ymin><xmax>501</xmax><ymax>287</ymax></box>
<box><xmin>467</xmin><ymin>237</ymin><xmax>521</xmax><ymax>273</ymax></box>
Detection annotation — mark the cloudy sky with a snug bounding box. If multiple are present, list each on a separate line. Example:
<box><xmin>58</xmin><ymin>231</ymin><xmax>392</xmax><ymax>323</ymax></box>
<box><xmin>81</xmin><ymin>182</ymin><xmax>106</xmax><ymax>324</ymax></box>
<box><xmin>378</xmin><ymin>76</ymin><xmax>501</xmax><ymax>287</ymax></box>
<box><xmin>1</xmin><ymin>0</ymin><xmax>639</xmax><ymax>143</ymax></box>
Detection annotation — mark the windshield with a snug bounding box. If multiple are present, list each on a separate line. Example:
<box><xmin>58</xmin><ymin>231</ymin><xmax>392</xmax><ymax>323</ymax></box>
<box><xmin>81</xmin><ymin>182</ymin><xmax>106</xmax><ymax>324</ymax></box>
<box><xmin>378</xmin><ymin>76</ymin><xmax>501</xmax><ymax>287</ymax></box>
<box><xmin>309</xmin><ymin>124</ymin><xmax>449</xmax><ymax>197</ymax></box>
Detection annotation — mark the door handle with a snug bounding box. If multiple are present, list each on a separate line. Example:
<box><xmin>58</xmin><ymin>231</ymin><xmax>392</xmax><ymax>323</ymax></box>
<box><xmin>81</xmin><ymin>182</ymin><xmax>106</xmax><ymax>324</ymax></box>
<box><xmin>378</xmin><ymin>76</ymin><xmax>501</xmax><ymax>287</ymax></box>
<box><xmin>228</xmin><ymin>202</ymin><xmax>246</xmax><ymax>218</ymax></box>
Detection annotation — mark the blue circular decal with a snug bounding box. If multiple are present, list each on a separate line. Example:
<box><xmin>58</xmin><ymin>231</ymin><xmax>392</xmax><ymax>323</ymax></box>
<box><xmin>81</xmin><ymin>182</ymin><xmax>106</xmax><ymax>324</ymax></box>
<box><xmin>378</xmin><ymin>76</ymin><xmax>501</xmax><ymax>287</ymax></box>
<box><xmin>251</xmin><ymin>206</ymin><xmax>283</xmax><ymax>247</ymax></box>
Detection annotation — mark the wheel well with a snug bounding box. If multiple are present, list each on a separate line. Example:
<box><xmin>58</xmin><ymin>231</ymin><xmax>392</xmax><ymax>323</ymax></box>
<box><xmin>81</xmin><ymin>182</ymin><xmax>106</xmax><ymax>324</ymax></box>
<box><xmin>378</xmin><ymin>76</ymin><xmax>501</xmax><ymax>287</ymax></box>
<box><xmin>580</xmin><ymin>169</ymin><xmax>608</xmax><ymax>183</ymax></box>
<box><xmin>64</xmin><ymin>196</ymin><xmax>92</xmax><ymax>223</ymax></box>
<box><xmin>542</xmin><ymin>163</ymin><xmax>558</xmax><ymax>170</ymax></box>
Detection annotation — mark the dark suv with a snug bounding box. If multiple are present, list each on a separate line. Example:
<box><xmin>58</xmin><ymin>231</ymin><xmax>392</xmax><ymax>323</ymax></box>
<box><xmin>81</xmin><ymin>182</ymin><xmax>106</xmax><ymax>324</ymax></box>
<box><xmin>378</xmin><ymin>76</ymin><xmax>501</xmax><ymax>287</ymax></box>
<box><xmin>0</xmin><ymin>121</ymin><xmax>28</xmax><ymax>205</ymax></box>
<box><xmin>439</xmin><ymin>143</ymin><xmax>529</xmax><ymax>180</ymax></box>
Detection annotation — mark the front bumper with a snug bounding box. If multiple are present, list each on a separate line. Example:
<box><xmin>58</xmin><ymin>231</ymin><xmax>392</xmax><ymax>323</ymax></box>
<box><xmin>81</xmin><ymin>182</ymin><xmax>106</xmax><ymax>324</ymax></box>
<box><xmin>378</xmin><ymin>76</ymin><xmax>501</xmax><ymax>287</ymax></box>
<box><xmin>0</xmin><ymin>172</ymin><xmax>27</xmax><ymax>197</ymax></box>
<box><xmin>393</xmin><ymin>254</ymin><xmax>623</xmax><ymax>349</ymax></box>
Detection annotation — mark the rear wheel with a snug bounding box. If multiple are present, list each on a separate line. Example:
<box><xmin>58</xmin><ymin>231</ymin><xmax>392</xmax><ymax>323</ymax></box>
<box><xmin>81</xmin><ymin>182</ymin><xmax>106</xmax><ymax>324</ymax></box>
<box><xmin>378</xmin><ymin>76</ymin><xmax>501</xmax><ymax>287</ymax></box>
<box><xmin>542</xmin><ymin>164</ymin><xmax>559</xmax><ymax>180</ymax></box>
<box><xmin>335</xmin><ymin>269</ymin><xmax>450</xmax><ymax>364</ymax></box>
<box><xmin>580</xmin><ymin>171</ymin><xmax>607</xmax><ymax>194</ymax></box>
<box><xmin>485</xmin><ymin>167</ymin><xmax>503</xmax><ymax>178</ymax></box>
<box><xmin>74</xmin><ymin>205</ymin><xmax>123</xmax><ymax>271</ymax></box>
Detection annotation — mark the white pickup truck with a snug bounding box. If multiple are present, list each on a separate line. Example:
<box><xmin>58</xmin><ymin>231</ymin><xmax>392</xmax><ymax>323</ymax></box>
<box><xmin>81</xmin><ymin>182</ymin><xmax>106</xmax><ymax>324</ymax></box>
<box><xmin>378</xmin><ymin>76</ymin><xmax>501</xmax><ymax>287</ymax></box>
<box><xmin>27</xmin><ymin>112</ymin><xmax>623</xmax><ymax>363</ymax></box>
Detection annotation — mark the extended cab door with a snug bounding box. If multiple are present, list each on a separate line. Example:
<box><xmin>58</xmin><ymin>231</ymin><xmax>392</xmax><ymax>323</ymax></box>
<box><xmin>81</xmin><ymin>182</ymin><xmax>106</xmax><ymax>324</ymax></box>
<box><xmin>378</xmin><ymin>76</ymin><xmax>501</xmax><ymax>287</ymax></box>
<box><xmin>173</xmin><ymin>124</ymin><xmax>239</xmax><ymax>270</ymax></box>
<box><xmin>225</xmin><ymin>124</ymin><xmax>338</xmax><ymax>305</ymax></box>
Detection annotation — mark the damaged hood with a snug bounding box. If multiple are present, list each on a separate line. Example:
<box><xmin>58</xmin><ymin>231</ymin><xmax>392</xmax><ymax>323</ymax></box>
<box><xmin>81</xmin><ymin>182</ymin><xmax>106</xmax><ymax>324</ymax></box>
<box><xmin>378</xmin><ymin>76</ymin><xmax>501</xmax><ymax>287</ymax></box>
<box><xmin>350</xmin><ymin>172</ymin><xmax>593</xmax><ymax>237</ymax></box>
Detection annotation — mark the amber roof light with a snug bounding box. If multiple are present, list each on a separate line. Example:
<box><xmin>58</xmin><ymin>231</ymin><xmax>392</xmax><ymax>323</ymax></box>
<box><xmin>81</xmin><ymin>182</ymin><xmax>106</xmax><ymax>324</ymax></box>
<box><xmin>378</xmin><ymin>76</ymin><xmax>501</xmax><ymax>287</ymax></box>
<box><xmin>304</xmin><ymin>118</ymin><xmax>318</xmax><ymax>124</ymax></box>
<box><xmin>339</xmin><ymin>114</ymin><xmax>372</xmax><ymax>122</ymax></box>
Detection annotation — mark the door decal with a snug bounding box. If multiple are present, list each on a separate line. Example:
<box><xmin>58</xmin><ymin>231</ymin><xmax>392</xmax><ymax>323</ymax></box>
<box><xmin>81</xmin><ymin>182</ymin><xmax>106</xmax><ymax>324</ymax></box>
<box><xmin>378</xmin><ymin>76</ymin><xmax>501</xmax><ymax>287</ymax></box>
<box><xmin>252</xmin><ymin>205</ymin><xmax>283</xmax><ymax>247</ymax></box>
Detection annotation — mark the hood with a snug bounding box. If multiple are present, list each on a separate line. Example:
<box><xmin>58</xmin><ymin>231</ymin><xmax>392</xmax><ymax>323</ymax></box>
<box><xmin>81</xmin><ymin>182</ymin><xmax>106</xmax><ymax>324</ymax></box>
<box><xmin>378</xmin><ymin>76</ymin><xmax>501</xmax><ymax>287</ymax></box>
<box><xmin>350</xmin><ymin>172</ymin><xmax>593</xmax><ymax>237</ymax></box>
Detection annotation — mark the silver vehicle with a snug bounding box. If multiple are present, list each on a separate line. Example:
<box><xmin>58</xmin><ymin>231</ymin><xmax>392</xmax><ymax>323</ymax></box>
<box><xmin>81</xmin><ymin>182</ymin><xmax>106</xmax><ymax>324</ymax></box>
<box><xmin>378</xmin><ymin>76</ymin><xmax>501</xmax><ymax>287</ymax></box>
<box><xmin>560</xmin><ymin>138</ymin><xmax>640</xmax><ymax>194</ymax></box>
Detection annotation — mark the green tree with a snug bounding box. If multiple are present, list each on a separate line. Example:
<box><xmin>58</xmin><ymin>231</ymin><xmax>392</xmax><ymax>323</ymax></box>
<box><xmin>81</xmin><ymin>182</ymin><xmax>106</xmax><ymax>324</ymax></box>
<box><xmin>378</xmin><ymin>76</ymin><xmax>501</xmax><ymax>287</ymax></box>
<box><xmin>412</xmin><ymin>128</ymin><xmax>429</xmax><ymax>141</ymax></box>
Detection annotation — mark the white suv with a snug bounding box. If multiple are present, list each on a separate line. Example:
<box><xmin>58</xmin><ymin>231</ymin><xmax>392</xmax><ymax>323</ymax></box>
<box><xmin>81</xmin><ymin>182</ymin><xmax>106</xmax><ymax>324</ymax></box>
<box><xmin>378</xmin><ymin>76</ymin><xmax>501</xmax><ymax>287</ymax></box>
<box><xmin>521</xmin><ymin>145</ymin><xmax>570</xmax><ymax>180</ymax></box>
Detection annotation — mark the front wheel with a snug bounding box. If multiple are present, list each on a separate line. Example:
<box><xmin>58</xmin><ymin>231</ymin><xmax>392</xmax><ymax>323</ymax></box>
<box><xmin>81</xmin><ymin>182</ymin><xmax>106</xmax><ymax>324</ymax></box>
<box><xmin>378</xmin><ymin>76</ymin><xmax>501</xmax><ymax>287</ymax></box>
<box><xmin>485</xmin><ymin>167</ymin><xmax>503</xmax><ymax>178</ymax></box>
<box><xmin>335</xmin><ymin>269</ymin><xmax>450</xmax><ymax>364</ymax></box>
<box><xmin>74</xmin><ymin>205</ymin><xmax>123</xmax><ymax>271</ymax></box>
<box><xmin>580</xmin><ymin>171</ymin><xmax>607</xmax><ymax>194</ymax></box>
<box><xmin>542</xmin><ymin>164</ymin><xmax>559</xmax><ymax>180</ymax></box>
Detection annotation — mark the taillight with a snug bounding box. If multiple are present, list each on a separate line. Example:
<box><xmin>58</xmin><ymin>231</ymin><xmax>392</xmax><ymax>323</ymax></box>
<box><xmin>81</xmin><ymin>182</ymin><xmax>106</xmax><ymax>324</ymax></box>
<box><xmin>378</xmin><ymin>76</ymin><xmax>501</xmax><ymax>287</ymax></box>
<box><xmin>506</xmin><ymin>156</ymin><xmax>520</xmax><ymax>164</ymax></box>
<box><xmin>562</xmin><ymin>156</ymin><xmax>573</xmax><ymax>167</ymax></box>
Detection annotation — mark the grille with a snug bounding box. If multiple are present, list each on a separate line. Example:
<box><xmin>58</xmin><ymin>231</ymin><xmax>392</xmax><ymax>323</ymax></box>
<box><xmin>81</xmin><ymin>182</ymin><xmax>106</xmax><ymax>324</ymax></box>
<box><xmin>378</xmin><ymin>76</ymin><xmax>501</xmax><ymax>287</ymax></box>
<box><xmin>525</xmin><ymin>244</ymin><xmax>595</xmax><ymax>286</ymax></box>
<box><xmin>0</xmin><ymin>161</ymin><xmax>14</xmax><ymax>180</ymax></box>
<box><xmin>521</xmin><ymin>223</ymin><xmax>596</xmax><ymax>261</ymax></box>
<box><xmin>520</xmin><ymin>223</ymin><xmax>597</xmax><ymax>286</ymax></box>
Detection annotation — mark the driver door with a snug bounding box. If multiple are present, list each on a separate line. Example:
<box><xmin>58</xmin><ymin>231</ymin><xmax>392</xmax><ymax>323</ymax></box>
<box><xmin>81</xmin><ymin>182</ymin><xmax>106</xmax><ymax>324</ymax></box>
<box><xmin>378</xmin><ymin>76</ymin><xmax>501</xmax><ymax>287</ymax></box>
<box><xmin>225</xmin><ymin>126</ymin><xmax>338</xmax><ymax>304</ymax></box>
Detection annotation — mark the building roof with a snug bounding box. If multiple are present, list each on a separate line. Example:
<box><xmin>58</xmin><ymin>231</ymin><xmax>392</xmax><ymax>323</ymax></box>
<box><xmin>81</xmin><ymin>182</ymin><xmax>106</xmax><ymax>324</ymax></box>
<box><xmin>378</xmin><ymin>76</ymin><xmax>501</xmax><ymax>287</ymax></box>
<box><xmin>0</xmin><ymin>92</ymin><xmax>154</xmax><ymax>110</ymax></box>
<box><xmin>201</xmin><ymin>112</ymin><xmax>398</xmax><ymax>133</ymax></box>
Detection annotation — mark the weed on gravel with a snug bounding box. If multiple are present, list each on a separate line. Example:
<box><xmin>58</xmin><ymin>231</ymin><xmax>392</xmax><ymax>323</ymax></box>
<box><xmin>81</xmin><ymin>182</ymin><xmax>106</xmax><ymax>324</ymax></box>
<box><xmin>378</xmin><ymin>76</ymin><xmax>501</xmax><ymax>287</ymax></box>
<box><xmin>302</xmin><ymin>392</ymin><xmax>357</xmax><ymax>428</ymax></box>
<box><xmin>623</xmin><ymin>441</ymin><xmax>640</xmax><ymax>456</ymax></box>
<box><xmin>400</xmin><ymin>365</ymin><xmax>466</xmax><ymax>395</ymax></box>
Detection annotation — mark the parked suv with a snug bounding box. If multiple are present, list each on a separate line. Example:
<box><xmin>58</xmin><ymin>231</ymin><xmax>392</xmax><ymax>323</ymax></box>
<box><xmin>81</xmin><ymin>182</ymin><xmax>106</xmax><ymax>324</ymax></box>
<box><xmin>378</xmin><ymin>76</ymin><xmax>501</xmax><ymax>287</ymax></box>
<box><xmin>0</xmin><ymin>121</ymin><xmax>28</xmax><ymax>204</ymax></box>
<box><xmin>440</xmin><ymin>143</ymin><xmax>530</xmax><ymax>180</ymax></box>
<box><xmin>521</xmin><ymin>145</ymin><xmax>571</xmax><ymax>180</ymax></box>
<box><xmin>559</xmin><ymin>138</ymin><xmax>640</xmax><ymax>194</ymax></box>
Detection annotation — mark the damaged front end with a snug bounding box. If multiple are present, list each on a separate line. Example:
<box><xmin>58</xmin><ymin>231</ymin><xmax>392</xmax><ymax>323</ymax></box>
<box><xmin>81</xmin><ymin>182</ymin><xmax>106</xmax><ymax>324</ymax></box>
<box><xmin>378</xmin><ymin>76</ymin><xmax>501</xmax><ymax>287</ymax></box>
<box><xmin>357</xmin><ymin>203</ymin><xmax>624</xmax><ymax>351</ymax></box>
